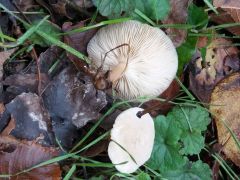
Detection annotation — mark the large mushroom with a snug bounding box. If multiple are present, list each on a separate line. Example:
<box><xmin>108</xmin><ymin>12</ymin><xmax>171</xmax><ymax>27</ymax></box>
<box><xmin>87</xmin><ymin>20</ymin><xmax>178</xmax><ymax>99</ymax></box>
<box><xmin>108</xmin><ymin>107</ymin><xmax>155</xmax><ymax>173</ymax></box>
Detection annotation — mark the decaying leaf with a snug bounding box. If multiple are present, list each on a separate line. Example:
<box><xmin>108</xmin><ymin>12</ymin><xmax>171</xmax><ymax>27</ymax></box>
<box><xmin>210</xmin><ymin>72</ymin><xmax>240</xmax><ymax>167</ymax></box>
<box><xmin>0</xmin><ymin>135</ymin><xmax>61</xmax><ymax>179</ymax></box>
<box><xmin>42</xmin><ymin>66</ymin><xmax>107</xmax><ymax>128</ymax></box>
<box><xmin>4</xmin><ymin>92</ymin><xmax>54</xmax><ymax>146</ymax></box>
<box><xmin>63</xmin><ymin>21</ymin><xmax>97</xmax><ymax>69</ymax></box>
<box><xmin>212</xmin><ymin>0</ymin><xmax>240</xmax><ymax>35</ymax></box>
<box><xmin>14</xmin><ymin>0</ymin><xmax>39</xmax><ymax>11</ymax></box>
<box><xmin>189</xmin><ymin>38</ymin><xmax>240</xmax><ymax>103</ymax></box>
<box><xmin>162</xmin><ymin>0</ymin><xmax>192</xmax><ymax>47</ymax></box>
<box><xmin>0</xmin><ymin>48</ymin><xmax>17</xmax><ymax>80</ymax></box>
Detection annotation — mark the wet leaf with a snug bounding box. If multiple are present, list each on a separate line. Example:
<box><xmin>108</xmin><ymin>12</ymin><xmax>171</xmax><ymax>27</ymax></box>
<box><xmin>0</xmin><ymin>135</ymin><xmax>61</xmax><ymax>179</ymax></box>
<box><xmin>5</xmin><ymin>92</ymin><xmax>54</xmax><ymax>146</ymax></box>
<box><xmin>210</xmin><ymin>72</ymin><xmax>240</xmax><ymax>167</ymax></box>
<box><xmin>189</xmin><ymin>38</ymin><xmax>240</xmax><ymax>103</ymax></box>
<box><xmin>42</xmin><ymin>67</ymin><xmax>107</xmax><ymax>148</ymax></box>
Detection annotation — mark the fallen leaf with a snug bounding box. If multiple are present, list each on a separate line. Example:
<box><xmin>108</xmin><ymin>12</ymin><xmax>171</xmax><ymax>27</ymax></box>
<box><xmin>210</xmin><ymin>72</ymin><xmax>240</xmax><ymax>167</ymax></box>
<box><xmin>189</xmin><ymin>38</ymin><xmax>240</xmax><ymax>103</ymax></box>
<box><xmin>0</xmin><ymin>48</ymin><xmax>17</xmax><ymax>80</ymax></box>
<box><xmin>42</xmin><ymin>66</ymin><xmax>107</xmax><ymax>147</ymax></box>
<box><xmin>63</xmin><ymin>21</ymin><xmax>97</xmax><ymax>70</ymax></box>
<box><xmin>142</xmin><ymin>79</ymin><xmax>180</xmax><ymax>116</ymax></box>
<box><xmin>5</xmin><ymin>92</ymin><xmax>55</xmax><ymax>146</ymax></box>
<box><xmin>212</xmin><ymin>0</ymin><xmax>240</xmax><ymax>35</ymax></box>
<box><xmin>3</xmin><ymin>73</ymin><xmax>49</xmax><ymax>93</ymax></box>
<box><xmin>14</xmin><ymin>0</ymin><xmax>39</xmax><ymax>11</ymax></box>
<box><xmin>0</xmin><ymin>135</ymin><xmax>61</xmax><ymax>179</ymax></box>
<box><xmin>1</xmin><ymin>116</ymin><xmax>15</xmax><ymax>136</ymax></box>
<box><xmin>162</xmin><ymin>0</ymin><xmax>191</xmax><ymax>47</ymax></box>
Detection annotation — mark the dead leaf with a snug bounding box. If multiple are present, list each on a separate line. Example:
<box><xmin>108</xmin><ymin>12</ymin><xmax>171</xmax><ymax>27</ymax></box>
<box><xmin>3</xmin><ymin>73</ymin><xmax>49</xmax><ymax>94</ymax></box>
<box><xmin>189</xmin><ymin>38</ymin><xmax>240</xmax><ymax>103</ymax></box>
<box><xmin>142</xmin><ymin>79</ymin><xmax>181</xmax><ymax>116</ymax></box>
<box><xmin>0</xmin><ymin>135</ymin><xmax>61</xmax><ymax>179</ymax></box>
<box><xmin>1</xmin><ymin>116</ymin><xmax>16</xmax><ymax>136</ymax></box>
<box><xmin>42</xmin><ymin>66</ymin><xmax>107</xmax><ymax>148</ymax></box>
<box><xmin>14</xmin><ymin>0</ymin><xmax>39</xmax><ymax>11</ymax></box>
<box><xmin>212</xmin><ymin>0</ymin><xmax>240</xmax><ymax>35</ymax></box>
<box><xmin>63</xmin><ymin>21</ymin><xmax>97</xmax><ymax>69</ymax></box>
<box><xmin>0</xmin><ymin>48</ymin><xmax>17</xmax><ymax>80</ymax></box>
<box><xmin>162</xmin><ymin>0</ymin><xmax>192</xmax><ymax>47</ymax></box>
<box><xmin>210</xmin><ymin>72</ymin><xmax>240</xmax><ymax>167</ymax></box>
<box><xmin>5</xmin><ymin>92</ymin><xmax>54</xmax><ymax>146</ymax></box>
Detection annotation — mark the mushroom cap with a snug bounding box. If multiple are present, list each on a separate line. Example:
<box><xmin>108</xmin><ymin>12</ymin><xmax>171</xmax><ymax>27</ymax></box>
<box><xmin>108</xmin><ymin>107</ymin><xmax>155</xmax><ymax>173</ymax></box>
<box><xmin>87</xmin><ymin>20</ymin><xmax>178</xmax><ymax>99</ymax></box>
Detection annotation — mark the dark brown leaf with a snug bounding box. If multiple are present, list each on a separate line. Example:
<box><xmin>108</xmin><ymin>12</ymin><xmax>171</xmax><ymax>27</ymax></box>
<box><xmin>14</xmin><ymin>0</ymin><xmax>39</xmax><ymax>11</ymax></box>
<box><xmin>63</xmin><ymin>21</ymin><xmax>97</xmax><ymax>69</ymax></box>
<box><xmin>0</xmin><ymin>135</ymin><xmax>61</xmax><ymax>180</ymax></box>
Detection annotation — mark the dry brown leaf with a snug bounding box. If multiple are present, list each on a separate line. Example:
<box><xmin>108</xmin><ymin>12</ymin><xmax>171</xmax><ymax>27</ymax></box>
<box><xmin>0</xmin><ymin>48</ymin><xmax>17</xmax><ymax>80</ymax></box>
<box><xmin>189</xmin><ymin>38</ymin><xmax>240</xmax><ymax>103</ymax></box>
<box><xmin>212</xmin><ymin>0</ymin><xmax>240</xmax><ymax>35</ymax></box>
<box><xmin>162</xmin><ymin>0</ymin><xmax>192</xmax><ymax>47</ymax></box>
<box><xmin>0</xmin><ymin>135</ymin><xmax>61</xmax><ymax>179</ymax></box>
<box><xmin>1</xmin><ymin>116</ymin><xmax>16</xmax><ymax>136</ymax></box>
<box><xmin>210</xmin><ymin>72</ymin><xmax>240</xmax><ymax>167</ymax></box>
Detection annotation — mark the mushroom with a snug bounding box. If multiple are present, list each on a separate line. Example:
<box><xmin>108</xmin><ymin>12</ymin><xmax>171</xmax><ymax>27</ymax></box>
<box><xmin>87</xmin><ymin>20</ymin><xmax>178</xmax><ymax>99</ymax></box>
<box><xmin>108</xmin><ymin>107</ymin><xmax>155</xmax><ymax>173</ymax></box>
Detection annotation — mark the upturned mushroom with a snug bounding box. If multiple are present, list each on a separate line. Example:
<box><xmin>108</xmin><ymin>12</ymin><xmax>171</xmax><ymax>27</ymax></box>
<box><xmin>87</xmin><ymin>20</ymin><xmax>178</xmax><ymax>99</ymax></box>
<box><xmin>108</xmin><ymin>107</ymin><xmax>155</xmax><ymax>173</ymax></box>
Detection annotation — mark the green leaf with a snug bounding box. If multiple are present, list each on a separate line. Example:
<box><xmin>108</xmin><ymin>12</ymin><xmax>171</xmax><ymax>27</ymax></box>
<box><xmin>89</xmin><ymin>175</ymin><xmax>105</xmax><ymax>180</ymax></box>
<box><xmin>136</xmin><ymin>172</ymin><xmax>151</xmax><ymax>180</ymax></box>
<box><xmin>187</xmin><ymin>4</ymin><xmax>208</xmax><ymax>29</ymax></box>
<box><xmin>24</xmin><ymin>20</ymin><xmax>61</xmax><ymax>47</ymax></box>
<box><xmin>176</xmin><ymin>36</ymin><xmax>198</xmax><ymax>75</ymax></box>
<box><xmin>179</xmin><ymin>131</ymin><xmax>205</xmax><ymax>155</ymax></box>
<box><xmin>168</xmin><ymin>106</ymin><xmax>210</xmax><ymax>132</ymax></box>
<box><xmin>147</xmin><ymin>115</ymin><xmax>186</xmax><ymax>172</ymax></box>
<box><xmin>162</xmin><ymin>160</ymin><xmax>212</xmax><ymax>180</ymax></box>
<box><xmin>92</xmin><ymin>0</ymin><xmax>170</xmax><ymax>20</ymax></box>
<box><xmin>167</xmin><ymin>106</ymin><xmax>210</xmax><ymax>155</ymax></box>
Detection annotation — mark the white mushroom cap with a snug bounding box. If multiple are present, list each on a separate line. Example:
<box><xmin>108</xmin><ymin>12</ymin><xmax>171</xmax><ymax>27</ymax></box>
<box><xmin>108</xmin><ymin>107</ymin><xmax>155</xmax><ymax>173</ymax></box>
<box><xmin>87</xmin><ymin>20</ymin><xmax>178</xmax><ymax>99</ymax></box>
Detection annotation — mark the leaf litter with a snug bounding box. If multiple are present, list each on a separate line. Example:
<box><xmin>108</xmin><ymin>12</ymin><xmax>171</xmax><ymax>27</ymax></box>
<box><xmin>0</xmin><ymin>0</ymin><xmax>240</xmax><ymax>179</ymax></box>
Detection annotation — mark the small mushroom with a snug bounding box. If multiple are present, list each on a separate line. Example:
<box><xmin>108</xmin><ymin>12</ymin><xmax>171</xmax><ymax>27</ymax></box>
<box><xmin>108</xmin><ymin>107</ymin><xmax>155</xmax><ymax>173</ymax></box>
<box><xmin>87</xmin><ymin>20</ymin><xmax>178</xmax><ymax>99</ymax></box>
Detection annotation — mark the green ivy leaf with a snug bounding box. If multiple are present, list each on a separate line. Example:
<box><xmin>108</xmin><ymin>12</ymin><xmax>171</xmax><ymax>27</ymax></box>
<box><xmin>179</xmin><ymin>131</ymin><xmax>205</xmax><ymax>155</ymax></box>
<box><xmin>162</xmin><ymin>160</ymin><xmax>212</xmax><ymax>180</ymax></box>
<box><xmin>187</xmin><ymin>4</ymin><xmax>209</xmax><ymax>29</ymax></box>
<box><xmin>147</xmin><ymin>115</ymin><xmax>186</xmax><ymax>172</ymax></box>
<box><xmin>92</xmin><ymin>0</ymin><xmax>170</xmax><ymax>20</ymax></box>
<box><xmin>136</xmin><ymin>172</ymin><xmax>151</xmax><ymax>180</ymax></box>
<box><xmin>167</xmin><ymin>106</ymin><xmax>210</xmax><ymax>155</ymax></box>
<box><xmin>176</xmin><ymin>36</ymin><xmax>198</xmax><ymax>75</ymax></box>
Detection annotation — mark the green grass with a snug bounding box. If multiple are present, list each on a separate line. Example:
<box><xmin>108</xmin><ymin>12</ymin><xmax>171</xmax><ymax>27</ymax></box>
<box><xmin>0</xmin><ymin>1</ymin><xmax>239</xmax><ymax>179</ymax></box>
